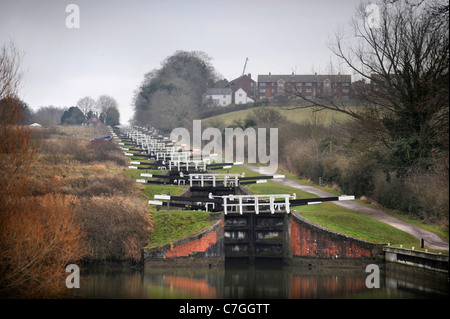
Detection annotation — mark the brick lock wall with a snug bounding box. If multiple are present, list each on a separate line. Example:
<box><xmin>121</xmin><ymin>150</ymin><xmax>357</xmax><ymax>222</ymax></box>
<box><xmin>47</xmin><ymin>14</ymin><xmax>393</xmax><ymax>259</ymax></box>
<box><xmin>290</xmin><ymin>213</ymin><xmax>373</xmax><ymax>259</ymax></box>
<box><xmin>165</xmin><ymin>230</ymin><xmax>218</xmax><ymax>258</ymax></box>
<box><xmin>144</xmin><ymin>218</ymin><xmax>225</xmax><ymax>265</ymax></box>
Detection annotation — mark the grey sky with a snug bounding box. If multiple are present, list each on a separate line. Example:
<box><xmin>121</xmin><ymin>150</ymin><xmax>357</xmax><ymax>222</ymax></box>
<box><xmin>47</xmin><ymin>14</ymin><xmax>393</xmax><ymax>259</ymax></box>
<box><xmin>0</xmin><ymin>0</ymin><xmax>364</xmax><ymax>124</ymax></box>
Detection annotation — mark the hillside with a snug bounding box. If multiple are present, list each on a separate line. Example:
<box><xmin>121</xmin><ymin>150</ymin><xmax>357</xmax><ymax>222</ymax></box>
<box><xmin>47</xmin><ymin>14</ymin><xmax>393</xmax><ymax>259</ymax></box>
<box><xmin>201</xmin><ymin>105</ymin><xmax>354</xmax><ymax>127</ymax></box>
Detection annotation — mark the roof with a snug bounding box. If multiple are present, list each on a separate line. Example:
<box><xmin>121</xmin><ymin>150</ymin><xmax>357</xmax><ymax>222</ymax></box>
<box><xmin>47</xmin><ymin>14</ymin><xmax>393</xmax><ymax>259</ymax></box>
<box><xmin>86</xmin><ymin>114</ymin><xmax>103</xmax><ymax>124</ymax></box>
<box><xmin>230</xmin><ymin>74</ymin><xmax>256</xmax><ymax>84</ymax></box>
<box><xmin>206</xmin><ymin>88</ymin><xmax>232</xmax><ymax>95</ymax></box>
<box><xmin>258</xmin><ymin>74</ymin><xmax>351</xmax><ymax>83</ymax></box>
<box><xmin>213</xmin><ymin>79</ymin><xmax>229</xmax><ymax>88</ymax></box>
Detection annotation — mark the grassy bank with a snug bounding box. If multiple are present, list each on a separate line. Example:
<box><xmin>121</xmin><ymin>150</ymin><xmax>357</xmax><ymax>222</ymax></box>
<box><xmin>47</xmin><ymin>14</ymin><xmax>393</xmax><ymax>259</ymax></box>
<box><xmin>146</xmin><ymin>210</ymin><xmax>213</xmax><ymax>248</ymax></box>
<box><xmin>202</xmin><ymin>105</ymin><xmax>353</xmax><ymax>127</ymax></box>
<box><xmin>298</xmin><ymin>202</ymin><xmax>418</xmax><ymax>245</ymax></box>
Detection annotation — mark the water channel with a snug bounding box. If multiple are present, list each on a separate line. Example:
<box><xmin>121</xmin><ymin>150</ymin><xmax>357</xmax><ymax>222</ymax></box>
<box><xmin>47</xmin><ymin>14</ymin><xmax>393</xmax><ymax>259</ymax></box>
<box><xmin>71</xmin><ymin>260</ymin><xmax>448</xmax><ymax>299</ymax></box>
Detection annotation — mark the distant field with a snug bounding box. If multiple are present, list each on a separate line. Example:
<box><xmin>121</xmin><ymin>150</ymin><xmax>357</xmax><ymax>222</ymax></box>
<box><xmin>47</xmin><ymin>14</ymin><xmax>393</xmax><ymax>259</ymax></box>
<box><xmin>201</xmin><ymin>106</ymin><xmax>354</xmax><ymax>127</ymax></box>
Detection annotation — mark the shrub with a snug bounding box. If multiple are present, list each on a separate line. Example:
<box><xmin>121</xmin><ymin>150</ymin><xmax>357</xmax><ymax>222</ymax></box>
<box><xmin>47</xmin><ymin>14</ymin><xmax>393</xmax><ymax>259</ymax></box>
<box><xmin>77</xmin><ymin>196</ymin><xmax>152</xmax><ymax>263</ymax></box>
<box><xmin>0</xmin><ymin>194</ymin><xmax>86</xmax><ymax>298</ymax></box>
<box><xmin>405</xmin><ymin>165</ymin><xmax>449</xmax><ymax>228</ymax></box>
<box><xmin>373</xmin><ymin>171</ymin><xmax>420</xmax><ymax>215</ymax></box>
<box><xmin>65</xmin><ymin>174</ymin><xmax>135</xmax><ymax>197</ymax></box>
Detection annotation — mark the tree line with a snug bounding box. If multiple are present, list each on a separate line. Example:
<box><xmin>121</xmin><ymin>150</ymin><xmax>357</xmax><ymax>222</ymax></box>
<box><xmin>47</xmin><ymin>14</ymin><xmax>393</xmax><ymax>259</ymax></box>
<box><xmin>0</xmin><ymin>94</ymin><xmax>121</xmax><ymax>127</ymax></box>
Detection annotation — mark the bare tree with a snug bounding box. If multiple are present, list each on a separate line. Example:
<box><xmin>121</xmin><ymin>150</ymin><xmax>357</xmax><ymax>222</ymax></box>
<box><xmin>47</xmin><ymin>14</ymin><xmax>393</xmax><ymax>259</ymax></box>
<box><xmin>32</xmin><ymin>105</ymin><xmax>66</xmax><ymax>126</ymax></box>
<box><xmin>0</xmin><ymin>41</ymin><xmax>23</xmax><ymax>100</ymax></box>
<box><xmin>76</xmin><ymin>96</ymin><xmax>96</xmax><ymax>117</ymax></box>
<box><xmin>286</xmin><ymin>0</ymin><xmax>449</xmax><ymax>175</ymax></box>
<box><xmin>96</xmin><ymin>95</ymin><xmax>119</xmax><ymax>125</ymax></box>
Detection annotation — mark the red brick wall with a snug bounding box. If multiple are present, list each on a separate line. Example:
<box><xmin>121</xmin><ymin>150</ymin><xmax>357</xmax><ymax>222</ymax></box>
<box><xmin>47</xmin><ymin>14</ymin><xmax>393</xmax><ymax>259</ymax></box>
<box><xmin>290</xmin><ymin>215</ymin><xmax>373</xmax><ymax>259</ymax></box>
<box><xmin>166</xmin><ymin>230</ymin><xmax>218</xmax><ymax>258</ymax></box>
<box><xmin>144</xmin><ymin>218</ymin><xmax>224</xmax><ymax>264</ymax></box>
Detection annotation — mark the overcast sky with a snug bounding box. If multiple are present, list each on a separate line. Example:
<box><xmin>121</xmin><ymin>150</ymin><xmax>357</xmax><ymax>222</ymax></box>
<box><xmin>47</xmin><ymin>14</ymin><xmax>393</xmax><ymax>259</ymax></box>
<box><xmin>0</xmin><ymin>0</ymin><xmax>364</xmax><ymax>124</ymax></box>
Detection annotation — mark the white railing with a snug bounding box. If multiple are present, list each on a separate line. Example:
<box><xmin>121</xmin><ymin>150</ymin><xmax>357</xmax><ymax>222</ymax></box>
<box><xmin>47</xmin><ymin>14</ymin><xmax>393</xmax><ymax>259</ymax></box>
<box><xmin>189</xmin><ymin>173</ymin><xmax>241</xmax><ymax>187</ymax></box>
<box><xmin>221</xmin><ymin>194</ymin><xmax>295</xmax><ymax>215</ymax></box>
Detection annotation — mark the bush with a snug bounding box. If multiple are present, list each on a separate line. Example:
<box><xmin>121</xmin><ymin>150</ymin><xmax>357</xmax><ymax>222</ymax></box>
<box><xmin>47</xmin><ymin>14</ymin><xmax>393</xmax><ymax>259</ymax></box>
<box><xmin>0</xmin><ymin>194</ymin><xmax>86</xmax><ymax>298</ymax></box>
<box><xmin>65</xmin><ymin>174</ymin><xmax>135</xmax><ymax>197</ymax></box>
<box><xmin>405</xmin><ymin>165</ymin><xmax>449</xmax><ymax>228</ymax></box>
<box><xmin>373</xmin><ymin>171</ymin><xmax>420</xmax><ymax>214</ymax></box>
<box><xmin>77</xmin><ymin>196</ymin><xmax>152</xmax><ymax>263</ymax></box>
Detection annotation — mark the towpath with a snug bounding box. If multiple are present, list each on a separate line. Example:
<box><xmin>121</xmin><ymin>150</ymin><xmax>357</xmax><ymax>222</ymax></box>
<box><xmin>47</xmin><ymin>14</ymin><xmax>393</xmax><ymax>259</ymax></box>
<box><xmin>242</xmin><ymin>164</ymin><xmax>449</xmax><ymax>250</ymax></box>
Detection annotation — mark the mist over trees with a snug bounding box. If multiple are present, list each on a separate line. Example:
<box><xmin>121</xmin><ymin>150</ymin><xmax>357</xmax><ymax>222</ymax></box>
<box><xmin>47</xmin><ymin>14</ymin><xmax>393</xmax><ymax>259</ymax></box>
<box><xmin>133</xmin><ymin>50</ymin><xmax>218</xmax><ymax>131</ymax></box>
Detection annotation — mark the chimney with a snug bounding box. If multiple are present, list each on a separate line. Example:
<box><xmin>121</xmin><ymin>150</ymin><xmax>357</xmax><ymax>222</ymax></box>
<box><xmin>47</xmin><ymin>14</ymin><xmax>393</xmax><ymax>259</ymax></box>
<box><xmin>248</xmin><ymin>73</ymin><xmax>251</xmax><ymax>79</ymax></box>
<box><xmin>269</xmin><ymin>72</ymin><xmax>271</xmax><ymax>75</ymax></box>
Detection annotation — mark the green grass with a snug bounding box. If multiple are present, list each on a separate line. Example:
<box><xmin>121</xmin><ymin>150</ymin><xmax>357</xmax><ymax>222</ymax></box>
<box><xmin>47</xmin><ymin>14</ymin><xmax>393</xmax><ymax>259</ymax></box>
<box><xmin>125</xmin><ymin>167</ymin><xmax>186</xmax><ymax>200</ymax></box>
<box><xmin>296</xmin><ymin>202</ymin><xmax>420</xmax><ymax>245</ymax></box>
<box><xmin>202</xmin><ymin>106</ymin><xmax>353</xmax><ymax>127</ymax></box>
<box><xmin>146</xmin><ymin>210</ymin><xmax>213</xmax><ymax>248</ymax></box>
<box><xmin>247</xmin><ymin>180</ymin><xmax>317</xmax><ymax>199</ymax></box>
<box><xmin>356</xmin><ymin>199</ymin><xmax>449</xmax><ymax>243</ymax></box>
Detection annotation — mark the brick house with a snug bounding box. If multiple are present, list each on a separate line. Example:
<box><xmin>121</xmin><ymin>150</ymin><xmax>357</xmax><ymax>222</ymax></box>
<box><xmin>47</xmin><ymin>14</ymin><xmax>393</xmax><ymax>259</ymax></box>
<box><xmin>227</xmin><ymin>73</ymin><xmax>257</xmax><ymax>103</ymax></box>
<box><xmin>257</xmin><ymin>73</ymin><xmax>352</xmax><ymax>100</ymax></box>
<box><xmin>85</xmin><ymin>114</ymin><xmax>103</xmax><ymax>126</ymax></box>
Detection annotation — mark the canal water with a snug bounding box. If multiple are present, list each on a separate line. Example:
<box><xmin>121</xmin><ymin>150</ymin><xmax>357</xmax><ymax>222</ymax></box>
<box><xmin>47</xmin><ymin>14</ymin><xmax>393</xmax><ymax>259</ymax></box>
<box><xmin>71</xmin><ymin>260</ymin><xmax>449</xmax><ymax>299</ymax></box>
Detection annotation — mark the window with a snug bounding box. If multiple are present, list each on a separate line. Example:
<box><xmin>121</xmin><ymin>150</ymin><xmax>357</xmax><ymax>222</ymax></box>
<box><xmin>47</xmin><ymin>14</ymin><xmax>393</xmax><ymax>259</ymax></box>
<box><xmin>306</xmin><ymin>88</ymin><xmax>312</xmax><ymax>93</ymax></box>
<box><xmin>342</xmin><ymin>88</ymin><xmax>349</xmax><ymax>93</ymax></box>
<box><xmin>305</xmin><ymin>82</ymin><xmax>312</xmax><ymax>86</ymax></box>
<box><xmin>260</xmin><ymin>89</ymin><xmax>266</xmax><ymax>93</ymax></box>
<box><xmin>342</xmin><ymin>82</ymin><xmax>350</xmax><ymax>86</ymax></box>
<box><xmin>323</xmin><ymin>79</ymin><xmax>331</xmax><ymax>94</ymax></box>
<box><xmin>260</xmin><ymin>82</ymin><xmax>266</xmax><ymax>87</ymax></box>
<box><xmin>277</xmin><ymin>79</ymin><xmax>285</xmax><ymax>94</ymax></box>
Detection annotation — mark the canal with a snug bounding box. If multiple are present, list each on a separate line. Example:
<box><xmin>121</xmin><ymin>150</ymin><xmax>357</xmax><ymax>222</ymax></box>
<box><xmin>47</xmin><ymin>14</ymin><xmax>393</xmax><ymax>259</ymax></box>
<box><xmin>71</xmin><ymin>261</ymin><xmax>448</xmax><ymax>299</ymax></box>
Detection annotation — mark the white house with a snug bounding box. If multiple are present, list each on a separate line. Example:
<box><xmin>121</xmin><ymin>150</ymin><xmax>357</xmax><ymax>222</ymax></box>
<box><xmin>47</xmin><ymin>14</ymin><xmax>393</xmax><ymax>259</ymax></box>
<box><xmin>204</xmin><ymin>88</ymin><xmax>232</xmax><ymax>107</ymax></box>
<box><xmin>234</xmin><ymin>88</ymin><xmax>254</xmax><ymax>105</ymax></box>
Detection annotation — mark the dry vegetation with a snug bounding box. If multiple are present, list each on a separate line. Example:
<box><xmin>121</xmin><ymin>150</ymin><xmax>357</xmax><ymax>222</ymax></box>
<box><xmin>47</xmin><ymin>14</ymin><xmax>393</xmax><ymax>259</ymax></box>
<box><xmin>1</xmin><ymin>114</ymin><xmax>151</xmax><ymax>298</ymax></box>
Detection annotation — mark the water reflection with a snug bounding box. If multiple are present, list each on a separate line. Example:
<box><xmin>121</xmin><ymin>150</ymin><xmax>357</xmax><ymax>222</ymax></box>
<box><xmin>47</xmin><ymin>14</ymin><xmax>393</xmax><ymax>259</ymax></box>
<box><xmin>74</xmin><ymin>261</ymin><xmax>449</xmax><ymax>299</ymax></box>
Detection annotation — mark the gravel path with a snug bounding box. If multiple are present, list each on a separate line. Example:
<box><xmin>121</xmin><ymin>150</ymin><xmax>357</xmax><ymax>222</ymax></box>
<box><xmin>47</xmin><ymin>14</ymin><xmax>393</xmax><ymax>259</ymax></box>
<box><xmin>243</xmin><ymin>164</ymin><xmax>449</xmax><ymax>250</ymax></box>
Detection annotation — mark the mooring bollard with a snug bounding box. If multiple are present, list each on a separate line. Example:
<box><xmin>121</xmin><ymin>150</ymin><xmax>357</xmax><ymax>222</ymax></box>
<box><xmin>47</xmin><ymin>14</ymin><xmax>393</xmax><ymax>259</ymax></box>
<box><xmin>421</xmin><ymin>238</ymin><xmax>424</xmax><ymax>248</ymax></box>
